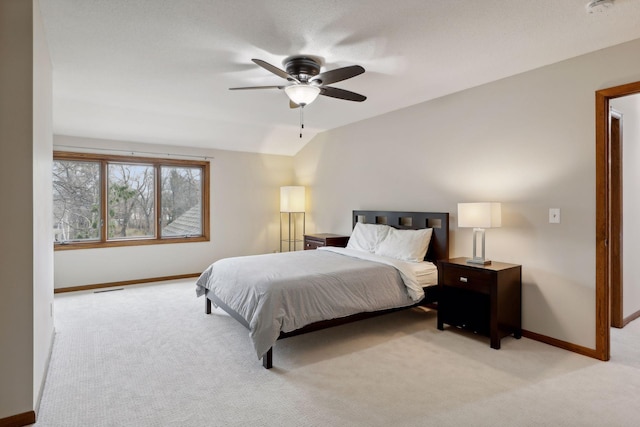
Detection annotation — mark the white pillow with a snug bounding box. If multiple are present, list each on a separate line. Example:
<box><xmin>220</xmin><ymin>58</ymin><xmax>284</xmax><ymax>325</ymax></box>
<box><xmin>346</xmin><ymin>223</ymin><xmax>391</xmax><ymax>253</ymax></box>
<box><xmin>375</xmin><ymin>227</ymin><xmax>433</xmax><ymax>262</ymax></box>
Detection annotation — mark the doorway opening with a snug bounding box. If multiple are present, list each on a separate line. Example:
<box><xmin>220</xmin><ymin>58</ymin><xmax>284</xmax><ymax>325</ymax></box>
<box><xmin>595</xmin><ymin>81</ymin><xmax>640</xmax><ymax>361</ymax></box>
<box><xmin>609</xmin><ymin>109</ymin><xmax>623</xmax><ymax>329</ymax></box>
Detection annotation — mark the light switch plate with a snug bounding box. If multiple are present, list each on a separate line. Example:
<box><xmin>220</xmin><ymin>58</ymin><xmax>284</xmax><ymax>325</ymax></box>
<box><xmin>549</xmin><ymin>208</ymin><xmax>561</xmax><ymax>224</ymax></box>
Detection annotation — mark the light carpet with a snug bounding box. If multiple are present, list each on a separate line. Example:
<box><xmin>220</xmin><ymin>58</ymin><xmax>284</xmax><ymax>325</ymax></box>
<box><xmin>35</xmin><ymin>280</ymin><xmax>640</xmax><ymax>426</ymax></box>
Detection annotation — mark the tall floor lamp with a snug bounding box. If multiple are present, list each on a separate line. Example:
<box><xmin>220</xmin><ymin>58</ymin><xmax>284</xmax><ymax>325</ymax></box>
<box><xmin>280</xmin><ymin>186</ymin><xmax>305</xmax><ymax>252</ymax></box>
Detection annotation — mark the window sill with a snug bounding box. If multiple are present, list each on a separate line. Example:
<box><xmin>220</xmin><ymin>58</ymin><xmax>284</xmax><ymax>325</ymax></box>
<box><xmin>54</xmin><ymin>235</ymin><xmax>209</xmax><ymax>251</ymax></box>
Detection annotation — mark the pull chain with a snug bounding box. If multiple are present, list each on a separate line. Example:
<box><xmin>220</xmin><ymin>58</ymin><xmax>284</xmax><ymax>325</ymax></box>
<box><xmin>299</xmin><ymin>106</ymin><xmax>304</xmax><ymax>138</ymax></box>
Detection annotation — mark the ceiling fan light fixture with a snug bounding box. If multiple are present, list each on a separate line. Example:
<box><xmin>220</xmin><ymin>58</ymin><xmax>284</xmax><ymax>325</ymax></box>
<box><xmin>284</xmin><ymin>85</ymin><xmax>320</xmax><ymax>106</ymax></box>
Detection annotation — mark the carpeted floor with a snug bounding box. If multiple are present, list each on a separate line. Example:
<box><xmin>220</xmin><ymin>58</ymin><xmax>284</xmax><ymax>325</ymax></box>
<box><xmin>35</xmin><ymin>279</ymin><xmax>640</xmax><ymax>426</ymax></box>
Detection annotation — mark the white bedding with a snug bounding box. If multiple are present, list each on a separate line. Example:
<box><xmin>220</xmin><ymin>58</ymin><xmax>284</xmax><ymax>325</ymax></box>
<box><xmin>195</xmin><ymin>247</ymin><xmax>437</xmax><ymax>359</ymax></box>
<box><xmin>321</xmin><ymin>247</ymin><xmax>438</xmax><ymax>298</ymax></box>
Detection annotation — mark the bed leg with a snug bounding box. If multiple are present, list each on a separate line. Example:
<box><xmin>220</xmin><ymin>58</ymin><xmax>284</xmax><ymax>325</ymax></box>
<box><xmin>205</xmin><ymin>297</ymin><xmax>211</xmax><ymax>314</ymax></box>
<box><xmin>262</xmin><ymin>348</ymin><xmax>273</xmax><ymax>369</ymax></box>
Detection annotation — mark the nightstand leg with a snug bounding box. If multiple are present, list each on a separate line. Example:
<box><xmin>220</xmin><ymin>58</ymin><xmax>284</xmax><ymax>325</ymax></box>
<box><xmin>437</xmin><ymin>317</ymin><xmax>444</xmax><ymax>331</ymax></box>
<box><xmin>490</xmin><ymin>335</ymin><xmax>501</xmax><ymax>350</ymax></box>
<box><xmin>514</xmin><ymin>330</ymin><xmax>522</xmax><ymax>339</ymax></box>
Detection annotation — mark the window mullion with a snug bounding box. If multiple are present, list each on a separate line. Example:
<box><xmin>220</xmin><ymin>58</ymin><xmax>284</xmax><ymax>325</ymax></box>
<box><xmin>155</xmin><ymin>164</ymin><xmax>161</xmax><ymax>240</ymax></box>
<box><xmin>101</xmin><ymin>160</ymin><xmax>108</xmax><ymax>243</ymax></box>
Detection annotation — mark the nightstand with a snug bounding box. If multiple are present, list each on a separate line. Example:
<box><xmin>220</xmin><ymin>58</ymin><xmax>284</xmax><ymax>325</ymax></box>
<box><xmin>437</xmin><ymin>257</ymin><xmax>522</xmax><ymax>349</ymax></box>
<box><xmin>304</xmin><ymin>233</ymin><xmax>350</xmax><ymax>250</ymax></box>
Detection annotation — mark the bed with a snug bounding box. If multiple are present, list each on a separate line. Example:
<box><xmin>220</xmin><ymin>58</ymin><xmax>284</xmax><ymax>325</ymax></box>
<box><xmin>196</xmin><ymin>210</ymin><xmax>449</xmax><ymax>369</ymax></box>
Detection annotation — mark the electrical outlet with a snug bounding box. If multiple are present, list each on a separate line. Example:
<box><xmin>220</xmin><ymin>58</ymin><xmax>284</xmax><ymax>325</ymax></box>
<box><xmin>549</xmin><ymin>208</ymin><xmax>561</xmax><ymax>224</ymax></box>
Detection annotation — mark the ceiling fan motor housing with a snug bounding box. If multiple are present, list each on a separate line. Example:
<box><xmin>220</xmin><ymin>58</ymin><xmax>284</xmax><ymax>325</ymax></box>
<box><xmin>284</xmin><ymin>56</ymin><xmax>321</xmax><ymax>82</ymax></box>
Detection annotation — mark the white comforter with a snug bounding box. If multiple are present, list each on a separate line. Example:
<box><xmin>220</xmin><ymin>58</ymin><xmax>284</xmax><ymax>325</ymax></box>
<box><xmin>195</xmin><ymin>247</ymin><xmax>437</xmax><ymax>359</ymax></box>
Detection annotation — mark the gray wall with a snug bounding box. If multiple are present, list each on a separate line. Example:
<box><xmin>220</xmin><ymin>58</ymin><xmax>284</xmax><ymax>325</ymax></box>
<box><xmin>0</xmin><ymin>0</ymin><xmax>54</xmax><ymax>419</ymax></box>
<box><xmin>294</xmin><ymin>38</ymin><xmax>640</xmax><ymax>350</ymax></box>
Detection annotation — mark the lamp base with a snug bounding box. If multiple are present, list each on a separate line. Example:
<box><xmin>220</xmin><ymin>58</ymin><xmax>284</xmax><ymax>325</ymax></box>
<box><xmin>468</xmin><ymin>228</ymin><xmax>491</xmax><ymax>265</ymax></box>
<box><xmin>467</xmin><ymin>257</ymin><xmax>492</xmax><ymax>266</ymax></box>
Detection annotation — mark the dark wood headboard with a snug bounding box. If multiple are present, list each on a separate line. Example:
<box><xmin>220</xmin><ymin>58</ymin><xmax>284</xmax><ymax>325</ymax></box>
<box><xmin>352</xmin><ymin>210</ymin><xmax>449</xmax><ymax>263</ymax></box>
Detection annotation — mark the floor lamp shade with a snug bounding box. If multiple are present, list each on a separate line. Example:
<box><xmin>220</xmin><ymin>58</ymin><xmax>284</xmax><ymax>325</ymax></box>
<box><xmin>280</xmin><ymin>186</ymin><xmax>305</xmax><ymax>213</ymax></box>
<box><xmin>280</xmin><ymin>186</ymin><xmax>305</xmax><ymax>252</ymax></box>
<box><xmin>458</xmin><ymin>202</ymin><xmax>501</xmax><ymax>265</ymax></box>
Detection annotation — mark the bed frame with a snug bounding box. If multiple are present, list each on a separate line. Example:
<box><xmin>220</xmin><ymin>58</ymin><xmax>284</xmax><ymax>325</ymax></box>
<box><xmin>205</xmin><ymin>210</ymin><xmax>449</xmax><ymax>369</ymax></box>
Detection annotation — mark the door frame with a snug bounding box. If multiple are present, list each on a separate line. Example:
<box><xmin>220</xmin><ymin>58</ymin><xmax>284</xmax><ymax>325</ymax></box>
<box><xmin>595</xmin><ymin>81</ymin><xmax>640</xmax><ymax>361</ymax></box>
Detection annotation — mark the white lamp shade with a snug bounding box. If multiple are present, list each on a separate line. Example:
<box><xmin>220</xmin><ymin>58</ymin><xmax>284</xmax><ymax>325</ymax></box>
<box><xmin>284</xmin><ymin>85</ymin><xmax>320</xmax><ymax>106</ymax></box>
<box><xmin>280</xmin><ymin>186</ymin><xmax>305</xmax><ymax>212</ymax></box>
<box><xmin>458</xmin><ymin>202</ymin><xmax>502</xmax><ymax>228</ymax></box>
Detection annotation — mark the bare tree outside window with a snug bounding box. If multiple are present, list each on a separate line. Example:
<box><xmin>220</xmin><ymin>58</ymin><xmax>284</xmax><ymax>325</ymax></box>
<box><xmin>53</xmin><ymin>160</ymin><xmax>101</xmax><ymax>242</ymax></box>
<box><xmin>108</xmin><ymin>163</ymin><xmax>155</xmax><ymax>239</ymax></box>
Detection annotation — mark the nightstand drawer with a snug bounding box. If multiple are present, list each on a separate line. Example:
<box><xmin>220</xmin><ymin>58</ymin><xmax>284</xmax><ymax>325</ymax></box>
<box><xmin>303</xmin><ymin>234</ymin><xmax>349</xmax><ymax>250</ymax></box>
<box><xmin>305</xmin><ymin>239</ymin><xmax>325</xmax><ymax>250</ymax></box>
<box><xmin>442</xmin><ymin>266</ymin><xmax>492</xmax><ymax>294</ymax></box>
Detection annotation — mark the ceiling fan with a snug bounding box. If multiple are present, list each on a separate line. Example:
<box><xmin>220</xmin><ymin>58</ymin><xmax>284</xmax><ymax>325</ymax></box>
<box><xmin>229</xmin><ymin>55</ymin><xmax>367</xmax><ymax>109</ymax></box>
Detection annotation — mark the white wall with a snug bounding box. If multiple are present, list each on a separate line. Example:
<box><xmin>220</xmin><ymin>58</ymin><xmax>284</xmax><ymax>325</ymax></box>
<box><xmin>53</xmin><ymin>135</ymin><xmax>293</xmax><ymax>289</ymax></box>
<box><xmin>612</xmin><ymin>94</ymin><xmax>640</xmax><ymax>320</ymax></box>
<box><xmin>0</xmin><ymin>0</ymin><xmax>54</xmax><ymax>420</ymax></box>
<box><xmin>294</xmin><ymin>38</ymin><xmax>640</xmax><ymax>350</ymax></box>
<box><xmin>33</xmin><ymin>0</ymin><xmax>55</xmax><ymax>409</ymax></box>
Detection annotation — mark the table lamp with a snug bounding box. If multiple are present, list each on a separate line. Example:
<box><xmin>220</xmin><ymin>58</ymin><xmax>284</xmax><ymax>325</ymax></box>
<box><xmin>457</xmin><ymin>202</ymin><xmax>501</xmax><ymax>265</ymax></box>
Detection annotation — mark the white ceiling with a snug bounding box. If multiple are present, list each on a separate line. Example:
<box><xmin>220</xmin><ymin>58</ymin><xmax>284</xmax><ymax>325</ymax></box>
<box><xmin>39</xmin><ymin>0</ymin><xmax>640</xmax><ymax>156</ymax></box>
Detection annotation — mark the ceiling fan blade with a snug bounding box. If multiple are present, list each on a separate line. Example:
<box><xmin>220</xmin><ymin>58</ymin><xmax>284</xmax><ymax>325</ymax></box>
<box><xmin>228</xmin><ymin>85</ymin><xmax>284</xmax><ymax>90</ymax></box>
<box><xmin>320</xmin><ymin>86</ymin><xmax>367</xmax><ymax>102</ymax></box>
<box><xmin>289</xmin><ymin>100</ymin><xmax>300</xmax><ymax>109</ymax></box>
<box><xmin>252</xmin><ymin>59</ymin><xmax>300</xmax><ymax>83</ymax></box>
<box><xmin>310</xmin><ymin>65</ymin><xmax>365</xmax><ymax>86</ymax></box>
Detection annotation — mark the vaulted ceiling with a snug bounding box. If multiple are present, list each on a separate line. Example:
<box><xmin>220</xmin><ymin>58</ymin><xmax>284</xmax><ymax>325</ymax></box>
<box><xmin>39</xmin><ymin>0</ymin><xmax>640</xmax><ymax>156</ymax></box>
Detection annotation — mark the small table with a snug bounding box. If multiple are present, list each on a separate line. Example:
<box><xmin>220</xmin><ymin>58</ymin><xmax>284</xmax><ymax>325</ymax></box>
<box><xmin>437</xmin><ymin>257</ymin><xmax>522</xmax><ymax>349</ymax></box>
<box><xmin>303</xmin><ymin>233</ymin><xmax>350</xmax><ymax>250</ymax></box>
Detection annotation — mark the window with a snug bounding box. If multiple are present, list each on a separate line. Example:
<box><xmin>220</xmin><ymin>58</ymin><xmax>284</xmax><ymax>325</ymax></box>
<box><xmin>53</xmin><ymin>152</ymin><xmax>209</xmax><ymax>249</ymax></box>
<box><xmin>160</xmin><ymin>166</ymin><xmax>203</xmax><ymax>237</ymax></box>
<box><xmin>107</xmin><ymin>162</ymin><xmax>155</xmax><ymax>240</ymax></box>
<box><xmin>53</xmin><ymin>159</ymin><xmax>101</xmax><ymax>241</ymax></box>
